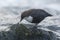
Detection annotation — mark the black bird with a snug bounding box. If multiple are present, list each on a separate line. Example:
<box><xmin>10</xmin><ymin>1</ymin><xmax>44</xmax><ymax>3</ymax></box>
<box><xmin>20</xmin><ymin>9</ymin><xmax>52</xmax><ymax>26</ymax></box>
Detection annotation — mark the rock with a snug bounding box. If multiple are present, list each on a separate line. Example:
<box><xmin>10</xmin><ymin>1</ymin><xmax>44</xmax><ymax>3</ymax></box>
<box><xmin>13</xmin><ymin>23</ymin><xmax>57</xmax><ymax>40</ymax></box>
<box><xmin>0</xmin><ymin>23</ymin><xmax>57</xmax><ymax>40</ymax></box>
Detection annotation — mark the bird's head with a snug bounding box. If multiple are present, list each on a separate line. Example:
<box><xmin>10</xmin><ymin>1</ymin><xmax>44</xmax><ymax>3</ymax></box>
<box><xmin>20</xmin><ymin>9</ymin><xmax>33</xmax><ymax>22</ymax></box>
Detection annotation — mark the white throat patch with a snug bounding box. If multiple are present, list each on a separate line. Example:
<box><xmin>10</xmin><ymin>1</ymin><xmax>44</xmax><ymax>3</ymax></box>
<box><xmin>25</xmin><ymin>16</ymin><xmax>33</xmax><ymax>22</ymax></box>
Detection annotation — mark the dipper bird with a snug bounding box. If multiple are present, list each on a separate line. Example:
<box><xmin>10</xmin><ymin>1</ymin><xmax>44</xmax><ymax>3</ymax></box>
<box><xmin>20</xmin><ymin>9</ymin><xmax>52</xmax><ymax>26</ymax></box>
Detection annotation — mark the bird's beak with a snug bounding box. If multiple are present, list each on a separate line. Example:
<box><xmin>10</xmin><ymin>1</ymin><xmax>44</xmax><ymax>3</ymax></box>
<box><xmin>20</xmin><ymin>19</ymin><xmax>22</xmax><ymax>22</ymax></box>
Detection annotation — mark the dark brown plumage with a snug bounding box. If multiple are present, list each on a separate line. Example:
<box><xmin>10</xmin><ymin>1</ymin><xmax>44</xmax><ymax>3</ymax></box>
<box><xmin>20</xmin><ymin>9</ymin><xmax>52</xmax><ymax>24</ymax></box>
